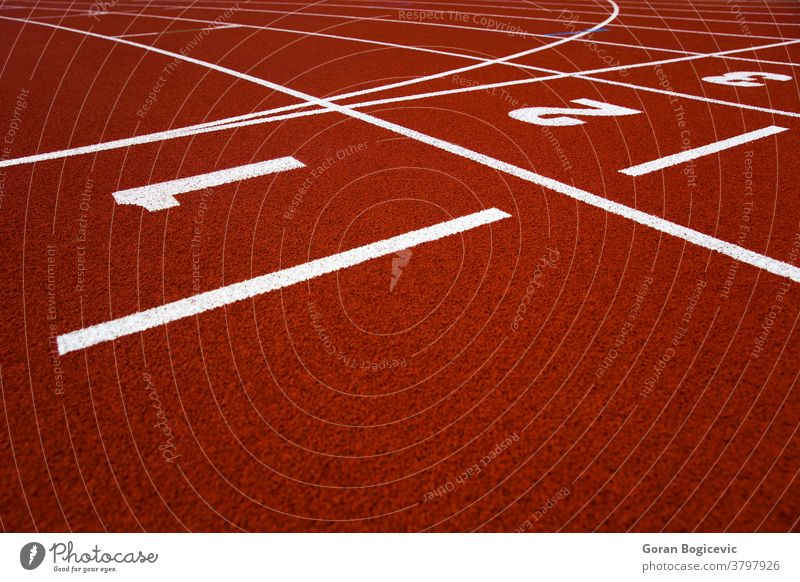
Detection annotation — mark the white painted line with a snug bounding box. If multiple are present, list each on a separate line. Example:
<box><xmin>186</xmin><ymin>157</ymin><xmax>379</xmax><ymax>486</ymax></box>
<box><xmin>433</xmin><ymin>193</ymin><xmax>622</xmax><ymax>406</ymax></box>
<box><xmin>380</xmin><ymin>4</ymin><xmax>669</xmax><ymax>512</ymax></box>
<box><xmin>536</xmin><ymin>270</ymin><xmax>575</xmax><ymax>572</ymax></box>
<box><xmin>620</xmin><ymin>126</ymin><xmax>788</xmax><ymax>176</ymax></box>
<box><xmin>122</xmin><ymin>5</ymin><xmax>800</xmax><ymax>69</ymax></box>
<box><xmin>18</xmin><ymin>0</ymin><xmax>800</xmax><ymax>19</ymax></box>
<box><xmin>10</xmin><ymin>11</ymin><xmax>800</xmax><ymax>292</ymax></box>
<box><xmin>0</xmin><ymin>104</ymin><xmax>313</xmax><ymax>169</ymax></box>
<box><xmin>194</xmin><ymin>0</ymin><xmax>800</xmax><ymax>28</ymax></box>
<box><xmin>35</xmin><ymin>2</ymin><xmax>621</xmax><ymax>103</ymax></box>
<box><xmin>0</xmin><ymin>4</ymin><xmax>619</xmax><ymax>169</ymax></box>
<box><xmin>26</xmin><ymin>2</ymin><xmax>800</xmax><ymax>69</ymax></box>
<box><xmin>116</xmin><ymin>24</ymin><xmax>241</xmax><ymax>38</ymax></box>
<box><xmin>140</xmin><ymin>6</ymin><xmax>800</xmax><ymax>68</ymax></box>
<box><xmin>56</xmin><ymin>208</ymin><xmax>511</xmax><ymax>354</ymax></box>
<box><xmin>4</xmin><ymin>16</ymin><xmax>799</xmax><ymax>170</ymax></box>
<box><xmin>113</xmin><ymin>156</ymin><xmax>305</xmax><ymax>210</ymax></box>
<box><xmin>122</xmin><ymin>1</ymin><xmax>799</xmax><ymax>41</ymax></box>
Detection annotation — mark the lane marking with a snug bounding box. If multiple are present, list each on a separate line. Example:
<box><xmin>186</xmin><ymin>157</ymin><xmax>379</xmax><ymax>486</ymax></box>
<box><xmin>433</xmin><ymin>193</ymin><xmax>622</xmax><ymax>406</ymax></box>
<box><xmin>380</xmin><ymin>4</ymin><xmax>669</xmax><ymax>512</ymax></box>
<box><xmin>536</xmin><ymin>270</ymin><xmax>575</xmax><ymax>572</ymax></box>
<box><xmin>0</xmin><ymin>4</ymin><xmax>618</xmax><ymax>168</ymax></box>
<box><xmin>543</xmin><ymin>26</ymin><xmax>609</xmax><ymax>36</ymax></box>
<box><xmin>481</xmin><ymin>0</ymin><xmax>800</xmax><ymax>15</ymax></box>
<box><xmin>4</xmin><ymin>15</ymin><xmax>800</xmax><ymax>170</ymax></box>
<box><xmin>569</xmin><ymin>73</ymin><xmax>800</xmax><ymax>118</ymax></box>
<box><xmin>17</xmin><ymin>2</ymin><xmax>800</xmax><ymax>68</ymax></box>
<box><xmin>113</xmin><ymin>156</ymin><xmax>305</xmax><ymax>210</ymax></box>
<box><xmin>317</xmin><ymin>0</ymin><xmax>800</xmax><ymax>26</ymax></box>
<box><xmin>25</xmin><ymin>3</ymin><xmax>620</xmax><ymax>112</ymax></box>
<box><xmin>9</xmin><ymin>10</ymin><xmax>800</xmax><ymax>292</ymax></box>
<box><xmin>0</xmin><ymin>105</ymin><xmax>314</xmax><ymax>168</ymax></box>
<box><xmin>117</xmin><ymin>1</ymin><xmax>800</xmax><ymax>41</ymax></box>
<box><xmin>249</xmin><ymin>0</ymin><xmax>800</xmax><ymax>19</ymax></box>
<box><xmin>56</xmin><ymin>208</ymin><xmax>511</xmax><ymax>354</ymax></box>
<box><xmin>16</xmin><ymin>0</ymin><xmax>800</xmax><ymax>20</ymax></box>
<box><xmin>108</xmin><ymin>5</ymin><xmax>800</xmax><ymax>68</ymax></box>
<box><xmin>116</xmin><ymin>24</ymin><xmax>242</xmax><ymax>38</ymax></box>
<box><xmin>620</xmin><ymin>125</ymin><xmax>788</xmax><ymax>176</ymax></box>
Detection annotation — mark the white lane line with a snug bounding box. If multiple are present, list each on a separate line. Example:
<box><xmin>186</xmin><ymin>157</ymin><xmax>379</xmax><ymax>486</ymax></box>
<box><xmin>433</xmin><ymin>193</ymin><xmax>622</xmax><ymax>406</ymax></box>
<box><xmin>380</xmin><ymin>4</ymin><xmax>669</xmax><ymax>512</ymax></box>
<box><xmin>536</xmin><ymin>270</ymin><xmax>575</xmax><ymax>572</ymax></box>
<box><xmin>426</xmin><ymin>0</ymin><xmax>800</xmax><ymax>19</ymax></box>
<box><xmin>56</xmin><ymin>208</ymin><xmax>511</xmax><ymax>354</ymax></box>
<box><xmin>0</xmin><ymin>4</ymin><xmax>618</xmax><ymax>169</ymax></box>
<box><xmin>503</xmin><ymin>0</ymin><xmax>800</xmax><ymax>13</ymax></box>
<box><xmin>23</xmin><ymin>2</ymin><xmax>800</xmax><ymax>68</ymax></box>
<box><xmin>22</xmin><ymin>0</ymin><xmax>800</xmax><ymax>18</ymax></box>
<box><xmin>112</xmin><ymin>156</ymin><xmax>305</xmax><ymax>210</ymax></box>
<box><xmin>117</xmin><ymin>1</ymin><xmax>799</xmax><ymax>41</ymax></box>
<box><xmin>185</xmin><ymin>0</ymin><xmax>800</xmax><ymax>27</ymax></box>
<box><xmin>116</xmin><ymin>24</ymin><xmax>241</xmax><ymax>38</ymax></box>
<box><xmin>26</xmin><ymin>2</ymin><xmax>620</xmax><ymax>104</ymax></box>
<box><xmin>620</xmin><ymin>125</ymin><xmax>788</xmax><ymax>176</ymax></box>
<box><xmin>105</xmin><ymin>6</ymin><xmax>799</xmax><ymax>71</ymax></box>
<box><xmin>10</xmin><ymin>11</ymin><xmax>800</xmax><ymax>290</ymax></box>
<box><xmin>567</xmin><ymin>74</ymin><xmax>800</xmax><ymax>119</ymax></box>
<box><xmin>117</xmin><ymin>7</ymin><xmax>800</xmax><ymax>68</ymax></box>
<box><xmin>236</xmin><ymin>0</ymin><xmax>800</xmax><ymax>17</ymax></box>
<box><xmin>436</xmin><ymin>0</ymin><xmax>800</xmax><ymax>25</ymax></box>
<box><xmin>0</xmin><ymin>104</ymin><xmax>314</xmax><ymax>169</ymax></box>
<box><xmin>21</xmin><ymin>0</ymin><xmax>800</xmax><ymax>27</ymax></box>
<box><xmin>3</xmin><ymin>16</ymin><xmax>799</xmax><ymax>170</ymax></box>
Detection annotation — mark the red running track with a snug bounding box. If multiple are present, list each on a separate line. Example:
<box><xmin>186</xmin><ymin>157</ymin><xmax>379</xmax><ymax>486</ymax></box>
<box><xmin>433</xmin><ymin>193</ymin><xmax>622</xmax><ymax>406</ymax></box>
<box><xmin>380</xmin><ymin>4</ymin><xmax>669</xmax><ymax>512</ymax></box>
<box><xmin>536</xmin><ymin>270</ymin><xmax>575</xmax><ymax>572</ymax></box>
<box><xmin>0</xmin><ymin>0</ymin><xmax>799</xmax><ymax>532</ymax></box>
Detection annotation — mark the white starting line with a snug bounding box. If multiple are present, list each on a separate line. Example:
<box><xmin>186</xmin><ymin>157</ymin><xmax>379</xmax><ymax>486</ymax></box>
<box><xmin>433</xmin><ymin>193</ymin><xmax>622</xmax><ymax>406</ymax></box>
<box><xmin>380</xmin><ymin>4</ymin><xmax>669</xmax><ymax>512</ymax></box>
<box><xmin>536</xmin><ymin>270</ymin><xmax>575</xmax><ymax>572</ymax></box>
<box><xmin>56</xmin><ymin>208</ymin><xmax>511</xmax><ymax>355</ymax></box>
<box><xmin>620</xmin><ymin>125</ymin><xmax>789</xmax><ymax>176</ymax></box>
<box><xmin>113</xmin><ymin>156</ymin><xmax>305</xmax><ymax>211</ymax></box>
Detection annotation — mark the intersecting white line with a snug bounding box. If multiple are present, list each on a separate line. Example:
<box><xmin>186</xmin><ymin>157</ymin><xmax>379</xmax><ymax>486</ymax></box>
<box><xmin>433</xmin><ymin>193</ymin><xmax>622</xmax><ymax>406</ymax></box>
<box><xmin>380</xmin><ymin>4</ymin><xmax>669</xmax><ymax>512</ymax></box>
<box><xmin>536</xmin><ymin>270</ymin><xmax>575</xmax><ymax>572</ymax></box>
<box><xmin>123</xmin><ymin>6</ymin><xmax>621</xmax><ymax>106</ymax></box>
<box><xmin>17</xmin><ymin>3</ymin><xmax>800</xmax><ymax>69</ymax></box>
<box><xmin>0</xmin><ymin>4</ymin><xmax>621</xmax><ymax>168</ymax></box>
<box><xmin>116</xmin><ymin>23</ymin><xmax>242</xmax><ymax>38</ymax></box>
<box><xmin>104</xmin><ymin>0</ymin><xmax>800</xmax><ymax>41</ymax></box>
<box><xmin>150</xmin><ymin>0</ymin><xmax>800</xmax><ymax>28</ymax></box>
<box><xmin>4</xmin><ymin>1</ymin><xmax>800</xmax><ymax>333</ymax></box>
<box><xmin>29</xmin><ymin>0</ymin><xmax>800</xmax><ymax>13</ymax></box>
<box><xmin>346</xmin><ymin>0</ymin><xmax>800</xmax><ymax>26</ymax></box>
<box><xmin>3</xmin><ymin>12</ymin><xmax>799</xmax><ymax>170</ymax></box>
<box><xmin>56</xmin><ymin>208</ymin><xmax>512</xmax><ymax>354</ymax></box>
<box><xmin>16</xmin><ymin>0</ymin><xmax>800</xmax><ymax>24</ymax></box>
<box><xmin>101</xmin><ymin>6</ymin><xmax>800</xmax><ymax>68</ymax></box>
<box><xmin>92</xmin><ymin>9</ymin><xmax>800</xmax><ymax>75</ymax></box>
<box><xmin>14</xmin><ymin>0</ymin><xmax>798</xmax><ymax>42</ymax></box>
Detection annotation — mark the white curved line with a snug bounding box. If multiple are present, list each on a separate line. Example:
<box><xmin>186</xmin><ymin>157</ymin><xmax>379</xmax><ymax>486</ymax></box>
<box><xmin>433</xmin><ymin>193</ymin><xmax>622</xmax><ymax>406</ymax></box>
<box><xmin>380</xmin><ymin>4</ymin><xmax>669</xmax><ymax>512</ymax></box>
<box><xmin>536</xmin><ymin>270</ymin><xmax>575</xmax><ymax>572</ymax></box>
<box><xmin>10</xmin><ymin>3</ymin><xmax>800</xmax><ymax>168</ymax></box>
<box><xmin>6</xmin><ymin>4</ymin><xmax>800</xmax><ymax>289</ymax></box>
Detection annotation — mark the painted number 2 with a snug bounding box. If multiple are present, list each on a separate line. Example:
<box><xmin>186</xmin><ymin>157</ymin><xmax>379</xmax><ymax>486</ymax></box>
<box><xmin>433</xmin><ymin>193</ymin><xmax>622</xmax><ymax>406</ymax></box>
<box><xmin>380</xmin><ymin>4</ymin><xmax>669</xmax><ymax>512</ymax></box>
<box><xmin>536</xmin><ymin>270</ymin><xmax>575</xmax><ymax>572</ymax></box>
<box><xmin>508</xmin><ymin>98</ymin><xmax>641</xmax><ymax>127</ymax></box>
<box><xmin>702</xmin><ymin>71</ymin><xmax>792</xmax><ymax>87</ymax></box>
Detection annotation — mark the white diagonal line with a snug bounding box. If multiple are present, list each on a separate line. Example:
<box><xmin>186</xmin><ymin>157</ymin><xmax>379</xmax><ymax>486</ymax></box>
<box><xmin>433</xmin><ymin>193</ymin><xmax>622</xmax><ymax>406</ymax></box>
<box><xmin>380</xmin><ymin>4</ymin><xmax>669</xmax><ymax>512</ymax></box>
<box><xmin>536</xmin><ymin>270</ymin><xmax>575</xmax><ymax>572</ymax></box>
<box><xmin>8</xmin><ymin>9</ymin><xmax>800</xmax><ymax>300</ymax></box>
<box><xmin>56</xmin><ymin>208</ymin><xmax>511</xmax><ymax>354</ymax></box>
<box><xmin>620</xmin><ymin>126</ymin><xmax>789</xmax><ymax>176</ymax></box>
<box><xmin>2</xmin><ymin>17</ymin><xmax>799</xmax><ymax>170</ymax></box>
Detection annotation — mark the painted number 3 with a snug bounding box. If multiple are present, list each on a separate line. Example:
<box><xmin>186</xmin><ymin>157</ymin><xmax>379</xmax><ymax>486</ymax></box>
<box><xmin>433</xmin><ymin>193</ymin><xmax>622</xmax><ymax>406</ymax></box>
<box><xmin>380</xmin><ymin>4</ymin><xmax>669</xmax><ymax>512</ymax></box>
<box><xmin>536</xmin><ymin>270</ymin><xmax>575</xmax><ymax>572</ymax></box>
<box><xmin>508</xmin><ymin>98</ymin><xmax>641</xmax><ymax>127</ymax></box>
<box><xmin>702</xmin><ymin>71</ymin><xmax>792</xmax><ymax>87</ymax></box>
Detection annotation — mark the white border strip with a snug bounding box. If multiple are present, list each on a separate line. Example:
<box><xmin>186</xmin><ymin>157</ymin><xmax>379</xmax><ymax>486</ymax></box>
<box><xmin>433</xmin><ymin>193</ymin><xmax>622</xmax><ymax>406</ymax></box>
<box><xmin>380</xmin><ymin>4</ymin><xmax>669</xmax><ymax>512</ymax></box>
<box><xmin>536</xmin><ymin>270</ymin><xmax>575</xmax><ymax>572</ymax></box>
<box><xmin>56</xmin><ymin>208</ymin><xmax>511</xmax><ymax>354</ymax></box>
<box><xmin>620</xmin><ymin>125</ymin><xmax>788</xmax><ymax>176</ymax></box>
